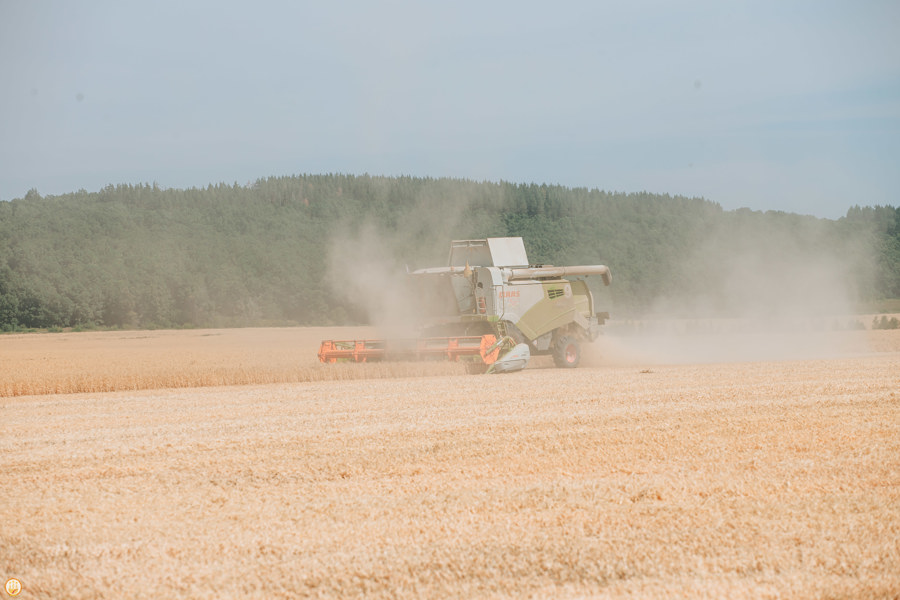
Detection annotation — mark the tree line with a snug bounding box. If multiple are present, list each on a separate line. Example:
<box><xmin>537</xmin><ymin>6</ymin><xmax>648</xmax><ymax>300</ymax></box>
<box><xmin>1</xmin><ymin>175</ymin><xmax>897</xmax><ymax>331</ymax></box>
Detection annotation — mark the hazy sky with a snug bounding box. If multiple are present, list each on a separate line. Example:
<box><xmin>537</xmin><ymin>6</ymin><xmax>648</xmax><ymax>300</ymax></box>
<box><xmin>1</xmin><ymin>1</ymin><xmax>897</xmax><ymax>218</ymax></box>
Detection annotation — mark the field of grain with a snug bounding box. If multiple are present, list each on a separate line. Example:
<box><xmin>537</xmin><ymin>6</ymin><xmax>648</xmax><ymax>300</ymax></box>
<box><xmin>0</xmin><ymin>327</ymin><xmax>466</xmax><ymax>397</ymax></box>
<box><xmin>2</xmin><ymin>326</ymin><xmax>899</xmax><ymax>598</ymax></box>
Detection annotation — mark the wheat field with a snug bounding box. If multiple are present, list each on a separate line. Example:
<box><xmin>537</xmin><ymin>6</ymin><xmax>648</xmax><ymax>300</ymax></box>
<box><xmin>0</xmin><ymin>327</ymin><xmax>466</xmax><ymax>397</ymax></box>
<box><xmin>1</xmin><ymin>326</ymin><xmax>899</xmax><ymax>599</ymax></box>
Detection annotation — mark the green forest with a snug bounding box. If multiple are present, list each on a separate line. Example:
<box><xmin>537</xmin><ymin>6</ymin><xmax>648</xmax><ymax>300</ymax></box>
<box><xmin>1</xmin><ymin>174</ymin><xmax>898</xmax><ymax>331</ymax></box>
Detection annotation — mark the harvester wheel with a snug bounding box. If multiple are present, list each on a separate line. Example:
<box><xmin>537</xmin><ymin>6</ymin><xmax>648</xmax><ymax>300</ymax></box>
<box><xmin>552</xmin><ymin>336</ymin><xmax>581</xmax><ymax>368</ymax></box>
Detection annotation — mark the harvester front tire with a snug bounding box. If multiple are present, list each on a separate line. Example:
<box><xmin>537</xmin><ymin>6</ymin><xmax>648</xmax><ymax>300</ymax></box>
<box><xmin>552</xmin><ymin>336</ymin><xmax>581</xmax><ymax>368</ymax></box>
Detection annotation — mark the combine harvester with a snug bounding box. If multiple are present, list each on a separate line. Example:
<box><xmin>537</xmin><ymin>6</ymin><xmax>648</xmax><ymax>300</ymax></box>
<box><xmin>318</xmin><ymin>237</ymin><xmax>611</xmax><ymax>373</ymax></box>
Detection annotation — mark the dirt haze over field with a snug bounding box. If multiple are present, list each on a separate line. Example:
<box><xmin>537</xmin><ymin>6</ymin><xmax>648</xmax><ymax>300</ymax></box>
<box><xmin>593</xmin><ymin>217</ymin><xmax>878</xmax><ymax>366</ymax></box>
<box><xmin>658</xmin><ymin>217</ymin><xmax>863</xmax><ymax>320</ymax></box>
<box><xmin>587</xmin><ymin>320</ymin><xmax>880</xmax><ymax>368</ymax></box>
<box><xmin>325</xmin><ymin>186</ymin><xmax>484</xmax><ymax>340</ymax></box>
<box><xmin>328</xmin><ymin>223</ymin><xmax>421</xmax><ymax>339</ymax></box>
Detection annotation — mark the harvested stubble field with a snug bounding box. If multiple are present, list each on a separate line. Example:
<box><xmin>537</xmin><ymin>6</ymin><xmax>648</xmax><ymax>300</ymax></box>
<box><xmin>2</xmin><ymin>325</ymin><xmax>899</xmax><ymax>599</ymax></box>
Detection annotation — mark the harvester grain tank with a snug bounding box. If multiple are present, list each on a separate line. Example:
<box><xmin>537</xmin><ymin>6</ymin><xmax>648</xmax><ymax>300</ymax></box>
<box><xmin>318</xmin><ymin>237</ymin><xmax>611</xmax><ymax>372</ymax></box>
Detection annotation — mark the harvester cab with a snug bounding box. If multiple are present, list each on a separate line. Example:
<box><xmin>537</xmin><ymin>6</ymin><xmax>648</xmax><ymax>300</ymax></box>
<box><xmin>318</xmin><ymin>237</ymin><xmax>611</xmax><ymax>372</ymax></box>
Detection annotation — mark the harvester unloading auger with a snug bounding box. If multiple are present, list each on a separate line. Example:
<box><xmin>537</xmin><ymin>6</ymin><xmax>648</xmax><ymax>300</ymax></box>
<box><xmin>318</xmin><ymin>237</ymin><xmax>611</xmax><ymax>373</ymax></box>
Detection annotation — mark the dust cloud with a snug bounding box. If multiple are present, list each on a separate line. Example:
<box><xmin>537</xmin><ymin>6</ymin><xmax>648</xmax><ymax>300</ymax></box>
<box><xmin>586</xmin><ymin>324</ymin><xmax>872</xmax><ymax>368</ymax></box>
<box><xmin>325</xmin><ymin>183</ymin><xmax>489</xmax><ymax>340</ymax></box>
<box><xmin>327</xmin><ymin>223</ymin><xmax>420</xmax><ymax>339</ymax></box>
<box><xmin>588</xmin><ymin>218</ymin><xmax>875</xmax><ymax>366</ymax></box>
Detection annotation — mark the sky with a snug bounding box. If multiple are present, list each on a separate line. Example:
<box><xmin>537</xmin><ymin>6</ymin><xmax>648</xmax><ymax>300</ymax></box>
<box><xmin>1</xmin><ymin>1</ymin><xmax>898</xmax><ymax>219</ymax></box>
